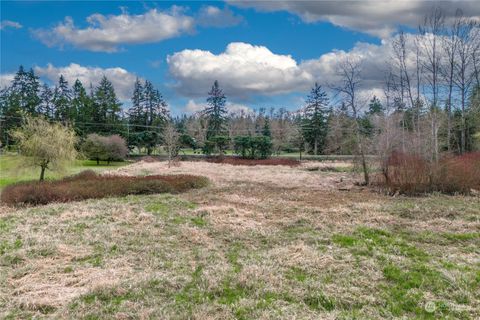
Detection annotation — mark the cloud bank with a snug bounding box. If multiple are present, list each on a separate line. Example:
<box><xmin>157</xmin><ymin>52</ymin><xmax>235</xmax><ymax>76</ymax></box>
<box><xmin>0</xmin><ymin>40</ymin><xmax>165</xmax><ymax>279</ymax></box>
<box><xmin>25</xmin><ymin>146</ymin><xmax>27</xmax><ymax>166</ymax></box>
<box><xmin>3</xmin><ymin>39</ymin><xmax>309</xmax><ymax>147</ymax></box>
<box><xmin>229</xmin><ymin>0</ymin><xmax>480</xmax><ymax>38</ymax></box>
<box><xmin>167</xmin><ymin>41</ymin><xmax>392</xmax><ymax>99</ymax></box>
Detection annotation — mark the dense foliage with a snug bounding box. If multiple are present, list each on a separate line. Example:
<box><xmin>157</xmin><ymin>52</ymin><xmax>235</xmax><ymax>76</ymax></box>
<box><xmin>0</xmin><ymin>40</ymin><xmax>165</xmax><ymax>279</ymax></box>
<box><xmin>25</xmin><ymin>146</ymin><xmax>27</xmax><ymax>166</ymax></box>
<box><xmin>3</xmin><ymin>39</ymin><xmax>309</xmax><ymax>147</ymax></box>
<box><xmin>82</xmin><ymin>134</ymin><xmax>128</xmax><ymax>164</ymax></box>
<box><xmin>233</xmin><ymin>135</ymin><xmax>272</xmax><ymax>159</ymax></box>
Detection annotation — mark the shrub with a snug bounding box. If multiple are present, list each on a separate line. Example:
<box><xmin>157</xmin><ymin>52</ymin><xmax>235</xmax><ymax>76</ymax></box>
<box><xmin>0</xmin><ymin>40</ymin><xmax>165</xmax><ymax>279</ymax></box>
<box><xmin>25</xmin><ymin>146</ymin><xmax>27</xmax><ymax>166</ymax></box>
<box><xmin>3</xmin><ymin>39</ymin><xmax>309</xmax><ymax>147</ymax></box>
<box><xmin>380</xmin><ymin>151</ymin><xmax>480</xmax><ymax>195</ymax></box>
<box><xmin>233</xmin><ymin>135</ymin><xmax>273</xmax><ymax>159</ymax></box>
<box><xmin>82</xmin><ymin>134</ymin><xmax>128</xmax><ymax>164</ymax></box>
<box><xmin>1</xmin><ymin>171</ymin><xmax>209</xmax><ymax>206</ymax></box>
<box><xmin>202</xmin><ymin>136</ymin><xmax>230</xmax><ymax>156</ymax></box>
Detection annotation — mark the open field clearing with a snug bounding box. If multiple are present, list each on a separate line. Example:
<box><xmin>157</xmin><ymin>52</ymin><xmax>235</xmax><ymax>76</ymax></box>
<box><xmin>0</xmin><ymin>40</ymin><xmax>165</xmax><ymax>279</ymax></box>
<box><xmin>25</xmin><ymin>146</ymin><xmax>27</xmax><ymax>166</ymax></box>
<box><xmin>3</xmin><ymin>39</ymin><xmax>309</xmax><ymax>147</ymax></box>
<box><xmin>0</xmin><ymin>154</ymin><xmax>130</xmax><ymax>189</ymax></box>
<box><xmin>1</xmin><ymin>160</ymin><xmax>479</xmax><ymax>319</ymax></box>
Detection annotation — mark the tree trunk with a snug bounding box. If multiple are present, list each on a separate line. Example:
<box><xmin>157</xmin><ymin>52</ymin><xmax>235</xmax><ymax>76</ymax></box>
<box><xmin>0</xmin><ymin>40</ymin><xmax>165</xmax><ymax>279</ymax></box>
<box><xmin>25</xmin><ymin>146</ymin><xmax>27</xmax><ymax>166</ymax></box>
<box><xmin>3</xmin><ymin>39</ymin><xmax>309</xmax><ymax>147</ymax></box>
<box><xmin>39</xmin><ymin>166</ymin><xmax>46</xmax><ymax>181</ymax></box>
<box><xmin>147</xmin><ymin>147</ymin><xmax>152</xmax><ymax>155</ymax></box>
<box><xmin>96</xmin><ymin>158</ymin><xmax>99</xmax><ymax>165</ymax></box>
<box><xmin>314</xmin><ymin>138</ymin><xmax>318</xmax><ymax>155</ymax></box>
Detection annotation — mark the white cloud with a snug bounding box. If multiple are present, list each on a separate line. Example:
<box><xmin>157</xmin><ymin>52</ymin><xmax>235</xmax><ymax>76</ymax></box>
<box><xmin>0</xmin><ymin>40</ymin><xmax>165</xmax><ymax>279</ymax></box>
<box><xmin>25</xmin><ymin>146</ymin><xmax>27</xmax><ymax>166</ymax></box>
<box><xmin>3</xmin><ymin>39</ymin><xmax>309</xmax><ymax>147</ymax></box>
<box><xmin>229</xmin><ymin>0</ymin><xmax>480</xmax><ymax>38</ymax></box>
<box><xmin>0</xmin><ymin>20</ymin><xmax>22</xmax><ymax>30</ymax></box>
<box><xmin>0</xmin><ymin>73</ymin><xmax>15</xmax><ymax>88</ymax></box>
<box><xmin>197</xmin><ymin>6</ymin><xmax>243</xmax><ymax>28</ymax></box>
<box><xmin>34</xmin><ymin>63</ymin><xmax>139</xmax><ymax>100</ymax></box>
<box><xmin>168</xmin><ymin>42</ymin><xmax>314</xmax><ymax>98</ymax></box>
<box><xmin>167</xmin><ymin>41</ymin><xmax>395</xmax><ymax>98</ymax></box>
<box><xmin>32</xmin><ymin>7</ymin><xmax>195</xmax><ymax>52</ymax></box>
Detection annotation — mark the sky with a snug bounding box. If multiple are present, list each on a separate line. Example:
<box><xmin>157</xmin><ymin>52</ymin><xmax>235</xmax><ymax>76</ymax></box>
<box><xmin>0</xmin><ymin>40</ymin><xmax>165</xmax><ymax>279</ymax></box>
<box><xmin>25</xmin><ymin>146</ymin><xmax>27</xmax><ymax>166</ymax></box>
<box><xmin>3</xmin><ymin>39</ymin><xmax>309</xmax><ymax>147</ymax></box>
<box><xmin>1</xmin><ymin>0</ymin><xmax>480</xmax><ymax>115</ymax></box>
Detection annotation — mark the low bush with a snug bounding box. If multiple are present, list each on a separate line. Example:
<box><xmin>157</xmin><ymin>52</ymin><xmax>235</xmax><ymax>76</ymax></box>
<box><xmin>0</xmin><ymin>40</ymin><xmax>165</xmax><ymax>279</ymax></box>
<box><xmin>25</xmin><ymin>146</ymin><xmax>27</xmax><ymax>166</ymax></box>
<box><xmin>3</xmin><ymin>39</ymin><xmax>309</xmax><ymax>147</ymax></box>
<box><xmin>207</xmin><ymin>157</ymin><xmax>300</xmax><ymax>166</ymax></box>
<box><xmin>1</xmin><ymin>171</ymin><xmax>209</xmax><ymax>206</ymax></box>
<box><xmin>379</xmin><ymin>151</ymin><xmax>480</xmax><ymax>195</ymax></box>
<box><xmin>233</xmin><ymin>135</ymin><xmax>273</xmax><ymax>159</ymax></box>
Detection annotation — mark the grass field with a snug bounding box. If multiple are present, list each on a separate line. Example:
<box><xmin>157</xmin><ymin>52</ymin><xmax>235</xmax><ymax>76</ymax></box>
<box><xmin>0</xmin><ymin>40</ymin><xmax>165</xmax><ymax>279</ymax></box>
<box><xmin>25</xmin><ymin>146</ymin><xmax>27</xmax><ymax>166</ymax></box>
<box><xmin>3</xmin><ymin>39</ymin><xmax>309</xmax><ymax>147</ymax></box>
<box><xmin>0</xmin><ymin>154</ymin><xmax>130</xmax><ymax>188</ymax></box>
<box><xmin>0</xmin><ymin>159</ymin><xmax>479</xmax><ymax>319</ymax></box>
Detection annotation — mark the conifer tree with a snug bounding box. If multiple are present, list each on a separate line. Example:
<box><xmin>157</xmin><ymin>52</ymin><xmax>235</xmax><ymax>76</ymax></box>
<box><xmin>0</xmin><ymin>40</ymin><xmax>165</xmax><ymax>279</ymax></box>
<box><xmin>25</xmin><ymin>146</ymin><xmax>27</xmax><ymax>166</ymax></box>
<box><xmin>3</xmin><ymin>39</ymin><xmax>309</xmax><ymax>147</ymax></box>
<box><xmin>302</xmin><ymin>83</ymin><xmax>329</xmax><ymax>155</ymax></box>
<box><xmin>205</xmin><ymin>80</ymin><xmax>227</xmax><ymax>140</ymax></box>
<box><xmin>53</xmin><ymin>75</ymin><xmax>72</xmax><ymax>122</ymax></box>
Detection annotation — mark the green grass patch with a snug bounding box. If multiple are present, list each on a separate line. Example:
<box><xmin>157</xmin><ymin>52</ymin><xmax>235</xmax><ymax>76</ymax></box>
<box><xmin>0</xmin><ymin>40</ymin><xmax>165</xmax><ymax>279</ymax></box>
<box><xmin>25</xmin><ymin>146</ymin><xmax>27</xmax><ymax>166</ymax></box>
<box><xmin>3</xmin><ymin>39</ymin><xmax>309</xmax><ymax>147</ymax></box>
<box><xmin>0</xmin><ymin>154</ymin><xmax>130</xmax><ymax>188</ymax></box>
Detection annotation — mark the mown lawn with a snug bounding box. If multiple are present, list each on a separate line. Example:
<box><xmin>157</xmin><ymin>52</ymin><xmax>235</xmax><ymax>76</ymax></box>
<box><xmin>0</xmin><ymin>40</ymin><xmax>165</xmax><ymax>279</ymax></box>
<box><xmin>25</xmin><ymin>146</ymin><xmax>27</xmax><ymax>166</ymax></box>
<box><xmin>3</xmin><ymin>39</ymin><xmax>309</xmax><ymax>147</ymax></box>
<box><xmin>0</xmin><ymin>154</ymin><xmax>131</xmax><ymax>188</ymax></box>
<box><xmin>0</xmin><ymin>161</ymin><xmax>479</xmax><ymax>319</ymax></box>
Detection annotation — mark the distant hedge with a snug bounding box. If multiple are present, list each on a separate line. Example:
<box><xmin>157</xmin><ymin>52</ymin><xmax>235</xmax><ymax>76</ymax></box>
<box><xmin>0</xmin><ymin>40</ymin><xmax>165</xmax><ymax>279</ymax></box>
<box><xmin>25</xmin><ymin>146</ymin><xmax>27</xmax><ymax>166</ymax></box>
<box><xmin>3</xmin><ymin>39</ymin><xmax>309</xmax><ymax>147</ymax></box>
<box><xmin>233</xmin><ymin>136</ymin><xmax>272</xmax><ymax>159</ymax></box>
<box><xmin>1</xmin><ymin>170</ymin><xmax>209</xmax><ymax>206</ymax></box>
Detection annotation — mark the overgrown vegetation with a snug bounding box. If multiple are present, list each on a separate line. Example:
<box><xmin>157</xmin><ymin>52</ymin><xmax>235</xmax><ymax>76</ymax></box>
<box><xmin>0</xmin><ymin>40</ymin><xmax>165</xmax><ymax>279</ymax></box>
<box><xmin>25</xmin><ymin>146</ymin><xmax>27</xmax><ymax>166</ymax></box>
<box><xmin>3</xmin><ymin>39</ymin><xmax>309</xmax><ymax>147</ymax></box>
<box><xmin>1</xmin><ymin>171</ymin><xmax>209</xmax><ymax>206</ymax></box>
<box><xmin>378</xmin><ymin>151</ymin><xmax>480</xmax><ymax>195</ymax></box>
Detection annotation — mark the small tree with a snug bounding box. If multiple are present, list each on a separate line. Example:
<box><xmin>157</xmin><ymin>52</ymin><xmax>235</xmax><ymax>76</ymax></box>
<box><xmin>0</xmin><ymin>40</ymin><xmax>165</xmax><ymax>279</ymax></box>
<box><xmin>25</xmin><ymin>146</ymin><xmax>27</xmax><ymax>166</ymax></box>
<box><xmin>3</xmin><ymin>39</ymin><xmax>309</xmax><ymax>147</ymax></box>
<box><xmin>104</xmin><ymin>135</ymin><xmax>128</xmax><ymax>163</ymax></box>
<box><xmin>12</xmin><ymin>116</ymin><xmax>77</xmax><ymax>181</ymax></box>
<box><xmin>82</xmin><ymin>134</ymin><xmax>128</xmax><ymax>164</ymax></box>
<box><xmin>82</xmin><ymin>134</ymin><xmax>107</xmax><ymax>165</ymax></box>
<box><xmin>163</xmin><ymin>122</ymin><xmax>180</xmax><ymax>166</ymax></box>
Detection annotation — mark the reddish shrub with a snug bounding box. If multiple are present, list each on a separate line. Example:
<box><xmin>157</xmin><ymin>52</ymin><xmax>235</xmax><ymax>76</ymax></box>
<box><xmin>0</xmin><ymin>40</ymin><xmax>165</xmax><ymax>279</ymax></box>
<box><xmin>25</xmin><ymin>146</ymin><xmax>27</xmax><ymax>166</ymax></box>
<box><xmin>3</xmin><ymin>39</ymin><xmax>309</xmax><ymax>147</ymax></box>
<box><xmin>1</xmin><ymin>172</ymin><xmax>209</xmax><ymax>206</ymax></box>
<box><xmin>207</xmin><ymin>157</ymin><xmax>300</xmax><ymax>166</ymax></box>
<box><xmin>380</xmin><ymin>151</ymin><xmax>480</xmax><ymax>195</ymax></box>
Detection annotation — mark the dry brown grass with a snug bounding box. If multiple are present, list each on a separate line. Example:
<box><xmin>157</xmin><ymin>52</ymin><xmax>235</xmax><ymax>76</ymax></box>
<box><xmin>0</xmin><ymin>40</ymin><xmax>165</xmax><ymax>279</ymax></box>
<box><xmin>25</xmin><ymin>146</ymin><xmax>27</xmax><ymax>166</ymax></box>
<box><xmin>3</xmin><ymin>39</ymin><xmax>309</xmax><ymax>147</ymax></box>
<box><xmin>1</xmin><ymin>160</ymin><xmax>479</xmax><ymax>319</ymax></box>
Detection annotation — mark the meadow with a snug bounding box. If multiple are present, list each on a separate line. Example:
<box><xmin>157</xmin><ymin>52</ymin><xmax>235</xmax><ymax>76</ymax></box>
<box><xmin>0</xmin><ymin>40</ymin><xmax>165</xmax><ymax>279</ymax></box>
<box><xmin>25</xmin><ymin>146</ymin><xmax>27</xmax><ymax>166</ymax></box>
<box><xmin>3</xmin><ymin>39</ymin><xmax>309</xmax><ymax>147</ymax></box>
<box><xmin>1</xmin><ymin>158</ymin><xmax>479</xmax><ymax>319</ymax></box>
<box><xmin>0</xmin><ymin>154</ymin><xmax>130</xmax><ymax>188</ymax></box>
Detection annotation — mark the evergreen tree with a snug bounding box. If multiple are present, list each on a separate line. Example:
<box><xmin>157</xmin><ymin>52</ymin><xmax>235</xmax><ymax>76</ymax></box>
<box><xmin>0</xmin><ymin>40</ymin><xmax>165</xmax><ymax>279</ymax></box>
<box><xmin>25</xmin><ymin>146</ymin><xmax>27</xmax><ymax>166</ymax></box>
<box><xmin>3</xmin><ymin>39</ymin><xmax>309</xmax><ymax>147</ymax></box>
<box><xmin>0</xmin><ymin>66</ymin><xmax>41</xmax><ymax>147</ymax></box>
<box><xmin>53</xmin><ymin>75</ymin><xmax>72</xmax><ymax>122</ymax></box>
<box><xmin>367</xmin><ymin>96</ymin><xmax>384</xmax><ymax>115</ymax></box>
<box><xmin>39</xmin><ymin>84</ymin><xmax>54</xmax><ymax>119</ymax></box>
<box><xmin>71</xmin><ymin>79</ymin><xmax>93</xmax><ymax>136</ymax></box>
<box><xmin>302</xmin><ymin>83</ymin><xmax>329</xmax><ymax>155</ymax></box>
<box><xmin>127</xmin><ymin>79</ymin><xmax>169</xmax><ymax>154</ymax></box>
<box><xmin>142</xmin><ymin>80</ymin><xmax>169</xmax><ymax>154</ymax></box>
<box><xmin>93</xmin><ymin>76</ymin><xmax>122</xmax><ymax>135</ymax></box>
<box><xmin>262</xmin><ymin>116</ymin><xmax>272</xmax><ymax>138</ymax></box>
<box><xmin>205</xmin><ymin>80</ymin><xmax>227</xmax><ymax>140</ymax></box>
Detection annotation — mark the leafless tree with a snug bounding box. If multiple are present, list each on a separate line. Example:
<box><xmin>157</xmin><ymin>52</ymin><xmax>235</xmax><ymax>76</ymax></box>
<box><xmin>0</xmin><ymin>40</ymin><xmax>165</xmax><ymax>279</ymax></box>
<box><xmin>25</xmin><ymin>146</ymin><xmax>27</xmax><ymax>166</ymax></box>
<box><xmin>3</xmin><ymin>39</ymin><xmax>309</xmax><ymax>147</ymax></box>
<box><xmin>163</xmin><ymin>122</ymin><xmax>180</xmax><ymax>167</ymax></box>
<box><xmin>452</xmin><ymin>14</ymin><xmax>479</xmax><ymax>153</ymax></box>
<box><xmin>333</xmin><ymin>57</ymin><xmax>370</xmax><ymax>184</ymax></box>
<box><xmin>419</xmin><ymin>7</ymin><xmax>445</xmax><ymax>161</ymax></box>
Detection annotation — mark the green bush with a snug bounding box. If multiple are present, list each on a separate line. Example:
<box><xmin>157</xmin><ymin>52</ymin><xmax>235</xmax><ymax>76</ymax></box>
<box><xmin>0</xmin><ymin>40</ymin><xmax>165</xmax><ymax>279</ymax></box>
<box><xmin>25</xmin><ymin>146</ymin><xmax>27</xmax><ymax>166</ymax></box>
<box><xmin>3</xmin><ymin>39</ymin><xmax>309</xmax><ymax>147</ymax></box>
<box><xmin>233</xmin><ymin>135</ymin><xmax>272</xmax><ymax>159</ymax></box>
<box><xmin>202</xmin><ymin>136</ymin><xmax>230</xmax><ymax>156</ymax></box>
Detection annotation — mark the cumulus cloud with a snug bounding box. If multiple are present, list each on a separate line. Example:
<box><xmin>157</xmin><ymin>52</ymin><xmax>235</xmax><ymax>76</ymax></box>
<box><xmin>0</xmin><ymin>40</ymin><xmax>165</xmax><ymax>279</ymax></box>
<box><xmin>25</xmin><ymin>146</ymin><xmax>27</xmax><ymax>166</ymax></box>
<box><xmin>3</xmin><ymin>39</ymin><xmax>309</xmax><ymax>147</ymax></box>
<box><xmin>32</xmin><ymin>7</ymin><xmax>194</xmax><ymax>52</ymax></box>
<box><xmin>229</xmin><ymin>0</ymin><xmax>480</xmax><ymax>38</ymax></box>
<box><xmin>168</xmin><ymin>42</ymin><xmax>314</xmax><ymax>98</ymax></box>
<box><xmin>197</xmin><ymin>6</ymin><xmax>243</xmax><ymax>28</ymax></box>
<box><xmin>34</xmin><ymin>63</ymin><xmax>139</xmax><ymax>100</ymax></box>
<box><xmin>167</xmin><ymin>41</ymin><xmax>395</xmax><ymax>98</ymax></box>
<box><xmin>0</xmin><ymin>20</ymin><xmax>22</xmax><ymax>30</ymax></box>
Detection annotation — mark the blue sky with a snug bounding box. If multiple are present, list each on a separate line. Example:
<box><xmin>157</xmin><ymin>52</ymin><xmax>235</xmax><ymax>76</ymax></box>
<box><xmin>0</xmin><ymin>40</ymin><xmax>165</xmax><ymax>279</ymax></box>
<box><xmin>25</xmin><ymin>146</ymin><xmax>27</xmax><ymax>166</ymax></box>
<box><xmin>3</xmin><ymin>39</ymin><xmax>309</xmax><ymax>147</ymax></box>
<box><xmin>1</xmin><ymin>1</ymin><xmax>479</xmax><ymax>114</ymax></box>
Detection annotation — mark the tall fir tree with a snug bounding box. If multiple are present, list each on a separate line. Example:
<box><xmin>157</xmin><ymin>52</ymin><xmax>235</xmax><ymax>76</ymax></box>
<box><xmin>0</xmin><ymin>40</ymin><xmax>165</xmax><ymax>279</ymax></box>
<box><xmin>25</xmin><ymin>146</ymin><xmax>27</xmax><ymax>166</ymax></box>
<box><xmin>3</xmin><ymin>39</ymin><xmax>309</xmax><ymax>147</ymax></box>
<box><xmin>205</xmin><ymin>80</ymin><xmax>227</xmax><ymax>140</ymax></box>
<box><xmin>71</xmin><ymin>79</ymin><xmax>93</xmax><ymax>136</ymax></box>
<box><xmin>53</xmin><ymin>75</ymin><xmax>72</xmax><ymax>123</ymax></box>
<box><xmin>262</xmin><ymin>116</ymin><xmax>272</xmax><ymax>138</ymax></box>
<box><xmin>93</xmin><ymin>76</ymin><xmax>122</xmax><ymax>135</ymax></box>
<box><xmin>39</xmin><ymin>84</ymin><xmax>54</xmax><ymax>119</ymax></box>
<box><xmin>0</xmin><ymin>66</ymin><xmax>41</xmax><ymax>147</ymax></box>
<box><xmin>302</xmin><ymin>83</ymin><xmax>329</xmax><ymax>155</ymax></box>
